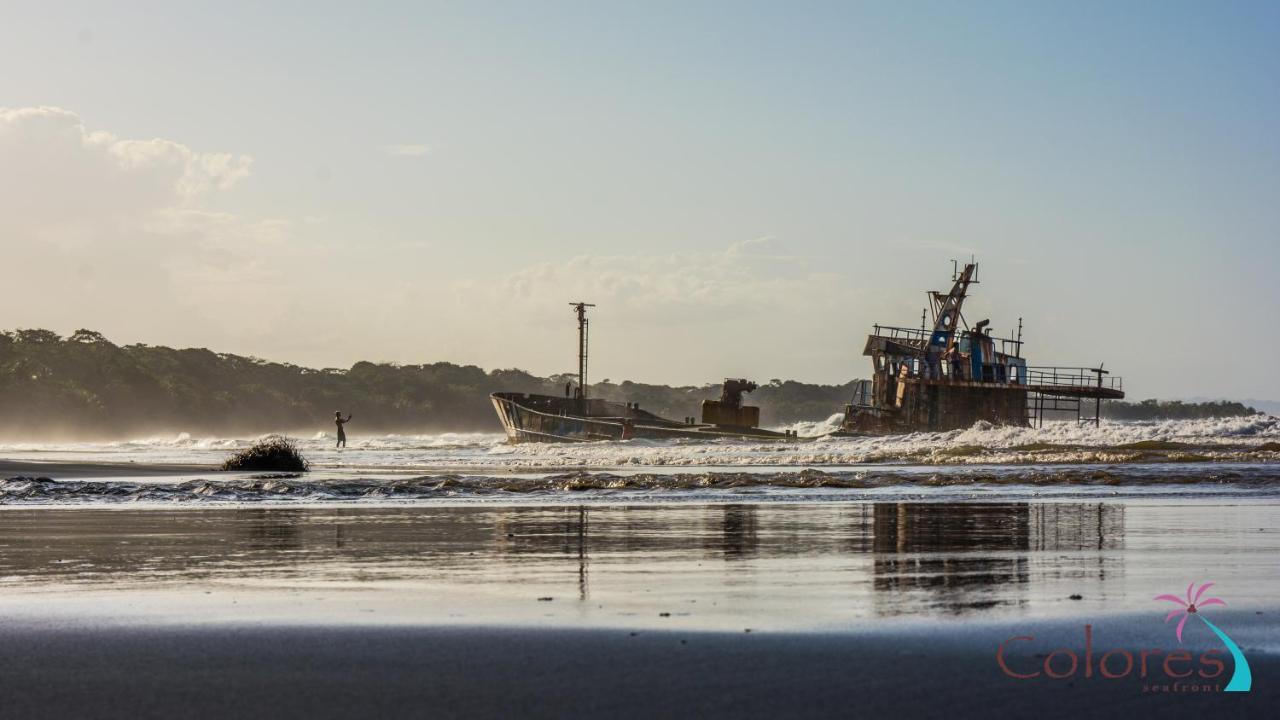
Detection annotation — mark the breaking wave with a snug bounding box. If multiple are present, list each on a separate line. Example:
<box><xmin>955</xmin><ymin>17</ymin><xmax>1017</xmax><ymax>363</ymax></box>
<box><xmin>479</xmin><ymin>415</ymin><xmax>1280</xmax><ymax>468</ymax></box>
<box><xmin>1</xmin><ymin>416</ymin><xmax>1277</xmax><ymax>474</ymax></box>
<box><xmin>2</xmin><ymin>465</ymin><xmax>1278</xmax><ymax>505</ymax></box>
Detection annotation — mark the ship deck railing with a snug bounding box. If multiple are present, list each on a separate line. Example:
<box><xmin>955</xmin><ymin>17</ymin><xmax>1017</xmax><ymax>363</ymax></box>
<box><xmin>905</xmin><ymin>377</ymin><xmax>1124</xmax><ymax>400</ymax></box>
<box><xmin>870</xmin><ymin>325</ymin><xmax>1023</xmax><ymax>355</ymax></box>
<box><xmin>871</xmin><ymin>325</ymin><xmax>932</xmax><ymax>344</ymax></box>
<box><xmin>1023</xmin><ymin>366</ymin><xmax>1123</xmax><ymax>397</ymax></box>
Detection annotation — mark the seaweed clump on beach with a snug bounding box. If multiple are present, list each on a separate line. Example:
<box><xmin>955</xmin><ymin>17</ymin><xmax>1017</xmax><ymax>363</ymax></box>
<box><xmin>221</xmin><ymin>435</ymin><xmax>310</xmax><ymax>472</ymax></box>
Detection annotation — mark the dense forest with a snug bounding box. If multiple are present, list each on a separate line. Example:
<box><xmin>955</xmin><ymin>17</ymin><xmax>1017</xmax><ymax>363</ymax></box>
<box><xmin>0</xmin><ymin>329</ymin><xmax>1266</xmax><ymax>440</ymax></box>
<box><xmin>0</xmin><ymin>329</ymin><xmax>858</xmax><ymax>439</ymax></box>
<box><xmin>1101</xmin><ymin>399</ymin><xmax>1258</xmax><ymax>421</ymax></box>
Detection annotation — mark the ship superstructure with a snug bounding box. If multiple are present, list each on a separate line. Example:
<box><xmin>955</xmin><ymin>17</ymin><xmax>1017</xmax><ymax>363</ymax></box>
<box><xmin>839</xmin><ymin>262</ymin><xmax>1124</xmax><ymax>434</ymax></box>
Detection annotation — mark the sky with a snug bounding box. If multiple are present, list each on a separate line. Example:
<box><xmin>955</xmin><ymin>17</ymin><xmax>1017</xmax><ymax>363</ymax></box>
<box><xmin>1</xmin><ymin>1</ymin><xmax>1278</xmax><ymax>400</ymax></box>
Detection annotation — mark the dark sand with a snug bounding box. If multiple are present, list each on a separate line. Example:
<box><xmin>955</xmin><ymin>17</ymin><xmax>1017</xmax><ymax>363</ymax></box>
<box><xmin>0</xmin><ymin>459</ymin><xmax>214</xmax><ymax>478</ymax></box>
<box><xmin>0</xmin><ymin>621</ymin><xmax>1273</xmax><ymax>719</ymax></box>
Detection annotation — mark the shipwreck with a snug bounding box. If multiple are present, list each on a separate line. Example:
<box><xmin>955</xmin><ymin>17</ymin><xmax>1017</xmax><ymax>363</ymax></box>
<box><xmin>838</xmin><ymin>261</ymin><xmax>1124</xmax><ymax>434</ymax></box>
<box><xmin>490</xmin><ymin>303</ymin><xmax>795</xmax><ymax>442</ymax></box>
<box><xmin>492</xmin><ymin>261</ymin><xmax>1124</xmax><ymax>443</ymax></box>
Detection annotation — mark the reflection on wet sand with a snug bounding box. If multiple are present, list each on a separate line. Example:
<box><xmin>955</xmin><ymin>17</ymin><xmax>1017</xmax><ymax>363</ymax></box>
<box><xmin>243</xmin><ymin>508</ymin><xmax>306</xmax><ymax>550</ymax></box>
<box><xmin>0</xmin><ymin>501</ymin><xmax>1274</xmax><ymax>629</ymax></box>
<box><xmin>718</xmin><ymin>505</ymin><xmax>759</xmax><ymax>559</ymax></box>
<box><xmin>870</xmin><ymin>503</ymin><xmax>1122</xmax><ymax>614</ymax></box>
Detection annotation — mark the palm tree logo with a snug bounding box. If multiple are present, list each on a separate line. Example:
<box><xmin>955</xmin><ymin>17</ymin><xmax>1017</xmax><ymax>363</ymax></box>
<box><xmin>1155</xmin><ymin>582</ymin><xmax>1251</xmax><ymax>692</ymax></box>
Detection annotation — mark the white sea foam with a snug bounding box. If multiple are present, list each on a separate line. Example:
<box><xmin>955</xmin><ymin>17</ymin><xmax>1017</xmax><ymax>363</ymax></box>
<box><xmin>470</xmin><ymin>415</ymin><xmax>1280</xmax><ymax>468</ymax></box>
<box><xmin>2</xmin><ymin>417</ymin><xmax>1278</xmax><ymax>505</ymax></box>
<box><xmin>0</xmin><ymin>416</ymin><xmax>1276</xmax><ymax>469</ymax></box>
<box><xmin>772</xmin><ymin>413</ymin><xmax>845</xmax><ymax>437</ymax></box>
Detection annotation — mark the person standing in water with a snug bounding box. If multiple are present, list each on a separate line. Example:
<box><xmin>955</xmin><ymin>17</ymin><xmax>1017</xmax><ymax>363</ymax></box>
<box><xmin>334</xmin><ymin>411</ymin><xmax>353</xmax><ymax>448</ymax></box>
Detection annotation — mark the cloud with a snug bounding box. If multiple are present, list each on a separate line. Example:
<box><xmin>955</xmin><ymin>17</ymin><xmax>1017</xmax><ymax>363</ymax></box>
<box><xmin>0</xmin><ymin>107</ymin><xmax>858</xmax><ymax>384</ymax></box>
<box><xmin>0</xmin><ymin>105</ymin><xmax>249</xmax><ymax>212</ymax></box>
<box><xmin>485</xmin><ymin>238</ymin><xmax>842</xmax><ymax>319</ymax></box>
<box><xmin>382</xmin><ymin>144</ymin><xmax>431</xmax><ymax>157</ymax></box>
<box><xmin>442</xmin><ymin>239</ymin><xmax>864</xmax><ymax>382</ymax></box>
<box><xmin>0</xmin><ymin>106</ymin><xmax>281</xmax><ymax>344</ymax></box>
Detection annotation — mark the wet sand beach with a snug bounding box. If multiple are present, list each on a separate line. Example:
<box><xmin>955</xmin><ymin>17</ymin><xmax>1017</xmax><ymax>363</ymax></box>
<box><xmin>0</xmin><ymin>458</ymin><xmax>215</xmax><ymax>479</ymax></box>
<box><xmin>2</xmin><ymin>619</ymin><xmax>1275</xmax><ymax>719</ymax></box>
<box><xmin>1</xmin><ymin>501</ymin><xmax>1276</xmax><ymax>717</ymax></box>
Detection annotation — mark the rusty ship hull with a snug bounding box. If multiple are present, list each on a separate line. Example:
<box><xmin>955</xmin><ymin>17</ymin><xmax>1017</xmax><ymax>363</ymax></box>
<box><xmin>491</xmin><ymin>392</ymin><xmax>791</xmax><ymax>443</ymax></box>
<box><xmin>843</xmin><ymin>379</ymin><xmax>1031</xmax><ymax>434</ymax></box>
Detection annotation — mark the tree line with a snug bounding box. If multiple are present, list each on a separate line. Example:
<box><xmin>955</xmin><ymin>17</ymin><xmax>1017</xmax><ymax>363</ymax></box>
<box><xmin>0</xmin><ymin>329</ymin><xmax>858</xmax><ymax>439</ymax></box>
<box><xmin>1102</xmin><ymin>398</ymin><xmax>1257</xmax><ymax>421</ymax></box>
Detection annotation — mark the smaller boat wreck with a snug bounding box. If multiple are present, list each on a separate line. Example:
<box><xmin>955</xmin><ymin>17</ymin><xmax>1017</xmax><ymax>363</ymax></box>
<box><xmin>491</xmin><ymin>303</ymin><xmax>794</xmax><ymax>443</ymax></box>
<box><xmin>838</xmin><ymin>262</ymin><xmax>1124</xmax><ymax>435</ymax></box>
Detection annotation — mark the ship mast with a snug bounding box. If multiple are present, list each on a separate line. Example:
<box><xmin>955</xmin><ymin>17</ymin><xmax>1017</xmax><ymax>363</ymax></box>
<box><xmin>927</xmin><ymin>262</ymin><xmax>978</xmax><ymax>355</ymax></box>
<box><xmin>570</xmin><ymin>301</ymin><xmax>595</xmax><ymax>400</ymax></box>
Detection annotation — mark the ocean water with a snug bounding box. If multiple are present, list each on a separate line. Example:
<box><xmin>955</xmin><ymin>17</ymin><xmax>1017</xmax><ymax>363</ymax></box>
<box><xmin>1</xmin><ymin>415</ymin><xmax>1277</xmax><ymax>504</ymax></box>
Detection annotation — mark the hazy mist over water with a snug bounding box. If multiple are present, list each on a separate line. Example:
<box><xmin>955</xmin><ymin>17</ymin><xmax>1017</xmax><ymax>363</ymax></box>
<box><xmin>3</xmin><ymin>416</ymin><xmax>1278</xmax><ymax>505</ymax></box>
